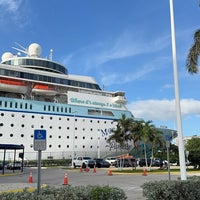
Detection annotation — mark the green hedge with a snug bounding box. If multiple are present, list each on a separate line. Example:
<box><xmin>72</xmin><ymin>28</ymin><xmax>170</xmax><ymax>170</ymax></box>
<box><xmin>0</xmin><ymin>185</ymin><xmax>127</xmax><ymax>200</ymax></box>
<box><xmin>142</xmin><ymin>176</ymin><xmax>200</xmax><ymax>200</ymax></box>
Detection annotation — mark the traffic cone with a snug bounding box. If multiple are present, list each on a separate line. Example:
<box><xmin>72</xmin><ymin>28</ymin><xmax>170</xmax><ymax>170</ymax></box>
<box><xmin>108</xmin><ymin>167</ymin><xmax>112</xmax><ymax>176</ymax></box>
<box><xmin>142</xmin><ymin>168</ymin><xmax>147</xmax><ymax>176</ymax></box>
<box><xmin>80</xmin><ymin>165</ymin><xmax>83</xmax><ymax>172</ymax></box>
<box><xmin>29</xmin><ymin>171</ymin><xmax>33</xmax><ymax>183</ymax></box>
<box><xmin>63</xmin><ymin>173</ymin><xmax>68</xmax><ymax>185</ymax></box>
<box><xmin>93</xmin><ymin>165</ymin><xmax>96</xmax><ymax>173</ymax></box>
<box><xmin>85</xmin><ymin>164</ymin><xmax>89</xmax><ymax>172</ymax></box>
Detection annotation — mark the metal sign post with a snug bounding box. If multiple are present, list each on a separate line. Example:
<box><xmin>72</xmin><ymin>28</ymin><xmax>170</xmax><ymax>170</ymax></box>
<box><xmin>34</xmin><ymin>129</ymin><xmax>46</xmax><ymax>194</ymax></box>
<box><xmin>166</xmin><ymin>135</ymin><xmax>171</xmax><ymax>181</ymax></box>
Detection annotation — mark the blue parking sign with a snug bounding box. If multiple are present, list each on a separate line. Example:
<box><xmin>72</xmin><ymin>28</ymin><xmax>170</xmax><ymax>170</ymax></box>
<box><xmin>34</xmin><ymin>130</ymin><xmax>47</xmax><ymax>151</ymax></box>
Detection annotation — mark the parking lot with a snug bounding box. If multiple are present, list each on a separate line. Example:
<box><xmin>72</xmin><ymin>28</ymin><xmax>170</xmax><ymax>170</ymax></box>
<box><xmin>0</xmin><ymin>166</ymin><xmax>191</xmax><ymax>200</ymax></box>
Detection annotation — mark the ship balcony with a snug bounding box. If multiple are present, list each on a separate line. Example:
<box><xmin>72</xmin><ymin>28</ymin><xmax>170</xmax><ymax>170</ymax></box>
<box><xmin>114</xmin><ymin>96</ymin><xmax>127</xmax><ymax>103</ymax></box>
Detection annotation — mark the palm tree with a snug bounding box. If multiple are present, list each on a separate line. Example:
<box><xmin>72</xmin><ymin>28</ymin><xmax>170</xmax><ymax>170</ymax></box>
<box><xmin>186</xmin><ymin>29</ymin><xmax>200</xmax><ymax>74</ymax></box>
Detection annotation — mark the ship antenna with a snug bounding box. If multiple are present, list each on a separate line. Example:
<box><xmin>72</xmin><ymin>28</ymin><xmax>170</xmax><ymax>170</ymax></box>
<box><xmin>12</xmin><ymin>42</ymin><xmax>28</xmax><ymax>56</ymax></box>
<box><xmin>49</xmin><ymin>49</ymin><xmax>53</xmax><ymax>60</ymax></box>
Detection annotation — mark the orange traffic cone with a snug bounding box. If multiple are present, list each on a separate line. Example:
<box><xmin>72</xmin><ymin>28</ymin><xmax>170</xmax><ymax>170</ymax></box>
<box><xmin>93</xmin><ymin>165</ymin><xmax>96</xmax><ymax>173</ymax></box>
<box><xmin>85</xmin><ymin>164</ymin><xmax>89</xmax><ymax>172</ymax></box>
<box><xmin>142</xmin><ymin>168</ymin><xmax>147</xmax><ymax>176</ymax></box>
<box><xmin>63</xmin><ymin>173</ymin><xmax>68</xmax><ymax>185</ymax></box>
<box><xmin>80</xmin><ymin>165</ymin><xmax>83</xmax><ymax>172</ymax></box>
<box><xmin>29</xmin><ymin>171</ymin><xmax>33</xmax><ymax>183</ymax></box>
<box><xmin>108</xmin><ymin>167</ymin><xmax>112</xmax><ymax>176</ymax></box>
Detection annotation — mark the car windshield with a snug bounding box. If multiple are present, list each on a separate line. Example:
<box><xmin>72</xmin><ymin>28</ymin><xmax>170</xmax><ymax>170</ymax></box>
<box><xmin>83</xmin><ymin>157</ymin><xmax>92</xmax><ymax>160</ymax></box>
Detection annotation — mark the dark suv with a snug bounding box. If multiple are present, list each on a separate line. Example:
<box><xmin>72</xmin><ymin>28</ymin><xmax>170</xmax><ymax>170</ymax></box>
<box><xmin>114</xmin><ymin>158</ymin><xmax>137</xmax><ymax>168</ymax></box>
<box><xmin>139</xmin><ymin>159</ymin><xmax>151</xmax><ymax>167</ymax></box>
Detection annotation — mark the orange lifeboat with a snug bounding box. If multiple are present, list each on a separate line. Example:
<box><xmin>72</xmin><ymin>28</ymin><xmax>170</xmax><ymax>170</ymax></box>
<box><xmin>0</xmin><ymin>79</ymin><xmax>27</xmax><ymax>93</ymax></box>
<box><xmin>32</xmin><ymin>84</ymin><xmax>57</xmax><ymax>96</ymax></box>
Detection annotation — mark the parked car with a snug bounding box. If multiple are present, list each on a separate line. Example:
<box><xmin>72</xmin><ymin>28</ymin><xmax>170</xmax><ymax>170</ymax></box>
<box><xmin>7</xmin><ymin>161</ymin><xmax>21</xmax><ymax>170</ymax></box>
<box><xmin>105</xmin><ymin>157</ymin><xmax>117</xmax><ymax>166</ymax></box>
<box><xmin>73</xmin><ymin>156</ymin><xmax>95</xmax><ymax>168</ymax></box>
<box><xmin>94</xmin><ymin>158</ymin><xmax>111</xmax><ymax>168</ymax></box>
<box><xmin>139</xmin><ymin>159</ymin><xmax>151</xmax><ymax>167</ymax></box>
<box><xmin>114</xmin><ymin>158</ymin><xmax>137</xmax><ymax>168</ymax></box>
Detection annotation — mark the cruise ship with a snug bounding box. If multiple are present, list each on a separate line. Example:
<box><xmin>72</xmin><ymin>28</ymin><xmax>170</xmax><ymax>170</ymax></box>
<box><xmin>0</xmin><ymin>43</ymin><xmax>133</xmax><ymax>161</ymax></box>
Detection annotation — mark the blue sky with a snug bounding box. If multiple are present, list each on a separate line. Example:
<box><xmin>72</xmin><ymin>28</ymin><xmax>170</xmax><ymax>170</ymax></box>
<box><xmin>0</xmin><ymin>0</ymin><xmax>200</xmax><ymax>137</ymax></box>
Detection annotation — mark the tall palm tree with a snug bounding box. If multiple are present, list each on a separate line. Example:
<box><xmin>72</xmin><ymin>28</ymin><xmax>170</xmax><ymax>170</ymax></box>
<box><xmin>186</xmin><ymin>29</ymin><xmax>200</xmax><ymax>74</ymax></box>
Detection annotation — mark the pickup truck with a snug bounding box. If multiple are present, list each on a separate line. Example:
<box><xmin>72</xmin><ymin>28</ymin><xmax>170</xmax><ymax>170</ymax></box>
<box><xmin>73</xmin><ymin>156</ymin><xmax>95</xmax><ymax>168</ymax></box>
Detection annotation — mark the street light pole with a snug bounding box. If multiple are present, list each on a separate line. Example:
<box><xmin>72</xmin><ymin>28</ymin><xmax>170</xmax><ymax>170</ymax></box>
<box><xmin>169</xmin><ymin>0</ymin><xmax>187</xmax><ymax>180</ymax></box>
<box><xmin>71</xmin><ymin>111</ymin><xmax>77</xmax><ymax>168</ymax></box>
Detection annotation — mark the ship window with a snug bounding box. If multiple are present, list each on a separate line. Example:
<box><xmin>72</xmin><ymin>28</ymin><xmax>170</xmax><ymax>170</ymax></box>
<box><xmin>31</xmin><ymin>135</ymin><xmax>33</xmax><ymax>138</ymax></box>
<box><xmin>10</xmin><ymin>102</ymin><xmax>13</xmax><ymax>108</ymax></box>
<box><xmin>21</xmin><ymin>124</ymin><xmax>25</xmax><ymax>127</ymax></box>
<box><xmin>83</xmin><ymin>136</ymin><xmax>85</xmax><ymax>139</ymax></box>
<box><xmin>91</xmin><ymin>137</ymin><xmax>93</xmax><ymax>140</ymax></box>
<box><xmin>48</xmin><ymin>105</ymin><xmax>51</xmax><ymax>111</ymax></box>
<box><xmin>75</xmin><ymin>119</ymin><xmax>77</xmax><ymax>122</ymax></box>
<box><xmin>49</xmin><ymin>135</ymin><xmax>52</xmax><ymax>138</ymax></box>
<box><xmin>15</xmin><ymin>102</ymin><xmax>17</xmax><ymax>108</ymax></box>
<box><xmin>31</xmin><ymin>125</ymin><xmax>34</xmax><ymax>128</ymax></box>
<box><xmin>20</xmin><ymin>103</ymin><xmax>23</xmax><ymax>109</ymax></box>
<box><xmin>75</xmin><ymin>136</ymin><xmax>77</xmax><ymax>139</ymax></box>
<box><xmin>58</xmin><ymin>145</ymin><xmax>61</xmax><ymax>148</ymax></box>
<box><xmin>67</xmin><ymin>127</ymin><xmax>69</xmax><ymax>130</ymax></box>
<box><xmin>67</xmin><ymin>136</ymin><xmax>69</xmax><ymax>139</ymax></box>
<box><xmin>90</xmin><ymin>128</ymin><xmax>93</xmax><ymax>131</ymax></box>
<box><xmin>75</xmin><ymin>127</ymin><xmax>77</xmax><ymax>130</ymax></box>
<box><xmin>104</xmin><ymin>121</ymin><xmax>107</xmax><ymax>124</ymax></box>
<box><xmin>22</xmin><ymin>115</ymin><xmax>25</xmax><ymax>118</ymax></box>
<box><xmin>102</xmin><ymin>111</ymin><xmax>114</xmax><ymax>116</ymax></box>
<box><xmin>59</xmin><ymin>117</ymin><xmax>61</xmax><ymax>120</ymax></box>
<box><xmin>30</xmin><ymin>144</ymin><xmax>33</xmax><ymax>148</ymax></box>
<box><xmin>0</xmin><ymin>101</ymin><xmax>2</xmax><ymax>107</ymax></box>
<box><xmin>41</xmin><ymin>116</ymin><xmax>44</xmax><ymax>119</ymax></box>
<box><xmin>90</xmin><ymin>146</ymin><xmax>93</xmax><ymax>149</ymax></box>
<box><xmin>65</xmin><ymin>108</ymin><xmax>67</xmax><ymax>113</ymax></box>
<box><xmin>21</xmin><ymin>134</ymin><xmax>24</xmax><ymax>137</ymax></box>
<box><xmin>10</xmin><ymin>134</ymin><xmax>13</xmax><ymax>137</ymax></box>
<box><xmin>0</xmin><ymin>123</ymin><xmax>3</xmax><ymax>126</ymax></box>
<box><xmin>69</xmin><ymin>108</ymin><xmax>71</xmax><ymax>113</ymax></box>
<box><xmin>67</xmin><ymin>118</ymin><xmax>69</xmax><ymax>121</ymax></box>
<box><xmin>58</xmin><ymin>136</ymin><xmax>61</xmax><ymax>138</ymax></box>
<box><xmin>49</xmin><ymin>145</ymin><xmax>52</xmax><ymax>148</ymax></box>
<box><xmin>11</xmin><ymin>114</ymin><xmax>14</xmax><ymax>117</ymax></box>
<box><xmin>5</xmin><ymin>101</ymin><xmax>7</xmax><ymax>107</ymax></box>
<box><xmin>52</xmin><ymin>106</ymin><xmax>55</xmax><ymax>111</ymax></box>
<box><xmin>25</xmin><ymin>103</ymin><xmax>28</xmax><ymax>109</ymax></box>
<box><xmin>1</xmin><ymin>113</ymin><xmax>4</xmax><ymax>116</ymax></box>
<box><xmin>32</xmin><ymin>115</ymin><xmax>35</xmax><ymax>118</ymax></box>
<box><xmin>83</xmin><ymin>128</ymin><xmax>85</xmax><ymax>131</ymax></box>
<box><xmin>50</xmin><ymin>126</ymin><xmax>52</xmax><ymax>129</ymax></box>
<box><xmin>90</xmin><ymin>120</ymin><xmax>92</xmax><ymax>123</ymax></box>
<box><xmin>0</xmin><ymin>133</ymin><xmax>3</xmax><ymax>137</ymax></box>
<box><xmin>11</xmin><ymin>124</ymin><xmax>14</xmax><ymax>127</ymax></box>
<box><xmin>50</xmin><ymin>117</ymin><xmax>53</xmax><ymax>120</ymax></box>
<box><xmin>40</xmin><ymin>125</ymin><xmax>43</xmax><ymax>128</ymax></box>
<box><xmin>83</xmin><ymin>145</ymin><xmax>85</xmax><ymax>148</ymax></box>
<box><xmin>44</xmin><ymin>105</ymin><xmax>46</xmax><ymax>111</ymax></box>
<box><xmin>59</xmin><ymin>126</ymin><xmax>61</xmax><ymax>129</ymax></box>
<box><xmin>97</xmin><ymin>120</ymin><xmax>100</xmax><ymax>123</ymax></box>
<box><xmin>88</xmin><ymin>109</ymin><xmax>101</xmax><ymax>116</ymax></box>
<box><xmin>67</xmin><ymin>145</ymin><xmax>69</xmax><ymax>148</ymax></box>
<box><xmin>61</xmin><ymin>107</ymin><xmax>63</xmax><ymax>112</ymax></box>
<box><xmin>57</xmin><ymin>107</ymin><xmax>59</xmax><ymax>112</ymax></box>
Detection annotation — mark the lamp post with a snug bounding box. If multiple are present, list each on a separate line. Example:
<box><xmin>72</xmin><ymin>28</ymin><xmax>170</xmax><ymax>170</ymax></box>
<box><xmin>71</xmin><ymin>111</ymin><xmax>77</xmax><ymax>168</ymax></box>
<box><xmin>169</xmin><ymin>0</ymin><xmax>187</xmax><ymax>180</ymax></box>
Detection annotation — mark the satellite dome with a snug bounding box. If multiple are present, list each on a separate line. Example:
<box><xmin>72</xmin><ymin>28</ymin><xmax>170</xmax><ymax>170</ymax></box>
<box><xmin>28</xmin><ymin>43</ymin><xmax>42</xmax><ymax>57</ymax></box>
<box><xmin>1</xmin><ymin>52</ymin><xmax>14</xmax><ymax>61</ymax></box>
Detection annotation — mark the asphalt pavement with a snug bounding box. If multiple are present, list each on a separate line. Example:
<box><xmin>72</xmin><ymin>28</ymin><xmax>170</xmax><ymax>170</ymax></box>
<box><xmin>0</xmin><ymin>167</ymin><xmax>198</xmax><ymax>200</ymax></box>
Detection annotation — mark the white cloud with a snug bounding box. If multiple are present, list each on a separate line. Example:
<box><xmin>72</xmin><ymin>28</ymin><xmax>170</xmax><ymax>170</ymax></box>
<box><xmin>127</xmin><ymin>98</ymin><xmax>200</xmax><ymax>121</ymax></box>
<box><xmin>0</xmin><ymin>0</ymin><xmax>22</xmax><ymax>13</ymax></box>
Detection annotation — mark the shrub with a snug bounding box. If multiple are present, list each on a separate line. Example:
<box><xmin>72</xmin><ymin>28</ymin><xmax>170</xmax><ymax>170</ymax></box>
<box><xmin>0</xmin><ymin>185</ymin><xmax>127</xmax><ymax>200</ymax></box>
<box><xmin>142</xmin><ymin>176</ymin><xmax>200</xmax><ymax>200</ymax></box>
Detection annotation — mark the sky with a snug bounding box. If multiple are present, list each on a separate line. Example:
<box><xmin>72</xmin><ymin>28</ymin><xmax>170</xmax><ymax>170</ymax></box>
<box><xmin>0</xmin><ymin>0</ymin><xmax>200</xmax><ymax>137</ymax></box>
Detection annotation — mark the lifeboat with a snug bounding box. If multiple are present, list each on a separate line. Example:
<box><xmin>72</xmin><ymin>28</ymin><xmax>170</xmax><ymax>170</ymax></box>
<box><xmin>32</xmin><ymin>84</ymin><xmax>57</xmax><ymax>96</ymax></box>
<box><xmin>0</xmin><ymin>79</ymin><xmax>27</xmax><ymax>94</ymax></box>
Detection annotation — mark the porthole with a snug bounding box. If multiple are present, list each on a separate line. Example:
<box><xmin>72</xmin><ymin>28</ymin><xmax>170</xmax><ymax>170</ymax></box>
<box><xmin>75</xmin><ymin>136</ymin><xmax>77</xmax><ymax>139</ymax></box>
<box><xmin>75</xmin><ymin>127</ymin><xmax>77</xmax><ymax>130</ymax></box>
<box><xmin>83</xmin><ymin>136</ymin><xmax>85</xmax><ymax>139</ymax></box>
<box><xmin>59</xmin><ymin>117</ymin><xmax>61</xmax><ymax>120</ymax></box>
<box><xmin>50</xmin><ymin>117</ymin><xmax>53</xmax><ymax>120</ymax></box>
<box><xmin>90</xmin><ymin>146</ymin><xmax>93</xmax><ymax>148</ymax></box>
<box><xmin>58</xmin><ymin>145</ymin><xmax>61</xmax><ymax>148</ymax></box>
<box><xmin>0</xmin><ymin>133</ymin><xmax>3</xmax><ymax>137</ymax></box>
<box><xmin>0</xmin><ymin>123</ymin><xmax>3</xmax><ymax>126</ymax></box>
<box><xmin>104</xmin><ymin>121</ymin><xmax>106</xmax><ymax>124</ymax></box>
<box><xmin>11</xmin><ymin>114</ymin><xmax>14</xmax><ymax>117</ymax></box>
<box><xmin>67</xmin><ymin>136</ymin><xmax>69</xmax><ymax>139</ymax></box>
<box><xmin>75</xmin><ymin>119</ymin><xmax>77</xmax><ymax>122</ymax></box>
<box><xmin>49</xmin><ymin>135</ymin><xmax>52</xmax><ymax>138</ymax></box>
<box><xmin>40</xmin><ymin>125</ymin><xmax>43</xmax><ymax>128</ymax></box>
<box><xmin>21</xmin><ymin>124</ymin><xmax>25</xmax><ymax>127</ymax></box>
<box><xmin>41</xmin><ymin>116</ymin><xmax>44</xmax><ymax>119</ymax></box>
<box><xmin>30</xmin><ymin>144</ymin><xmax>33</xmax><ymax>148</ymax></box>
<box><xmin>58</xmin><ymin>136</ymin><xmax>61</xmax><ymax>138</ymax></box>
<box><xmin>31</xmin><ymin>125</ymin><xmax>34</xmax><ymax>128</ymax></box>
<box><xmin>21</xmin><ymin>134</ymin><xmax>24</xmax><ymax>137</ymax></box>
<box><xmin>90</xmin><ymin>120</ymin><xmax>92</xmax><ymax>123</ymax></box>
<box><xmin>91</xmin><ymin>137</ymin><xmax>93</xmax><ymax>140</ymax></box>
<box><xmin>83</xmin><ymin>128</ymin><xmax>85</xmax><ymax>131</ymax></box>
<box><xmin>67</xmin><ymin>145</ymin><xmax>69</xmax><ymax>148</ymax></box>
<box><xmin>90</xmin><ymin>128</ymin><xmax>93</xmax><ymax>131</ymax></box>
<box><xmin>49</xmin><ymin>145</ymin><xmax>52</xmax><ymax>148</ymax></box>
<box><xmin>67</xmin><ymin>118</ymin><xmax>69</xmax><ymax>121</ymax></box>
<box><xmin>1</xmin><ymin>113</ymin><xmax>4</xmax><ymax>116</ymax></box>
<box><xmin>83</xmin><ymin>145</ymin><xmax>85</xmax><ymax>148</ymax></box>
<box><xmin>50</xmin><ymin>126</ymin><xmax>52</xmax><ymax>129</ymax></box>
<box><xmin>22</xmin><ymin>115</ymin><xmax>25</xmax><ymax>118</ymax></box>
<box><xmin>10</xmin><ymin>133</ymin><xmax>13</xmax><ymax>137</ymax></box>
<box><xmin>97</xmin><ymin>121</ymin><xmax>100</xmax><ymax>123</ymax></box>
<box><xmin>11</xmin><ymin>124</ymin><xmax>14</xmax><ymax>127</ymax></box>
<box><xmin>59</xmin><ymin>126</ymin><xmax>61</xmax><ymax>129</ymax></box>
<box><xmin>31</xmin><ymin>115</ymin><xmax>35</xmax><ymax>118</ymax></box>
<box><xmin>67</xmin><ymin>127</ymin><xmax>69</xmax><ymax>130</ymax></box>
<box><xmin>31</xmin><ymin>135</ymin><xmax>33</xmax><ymax>138</ymax></box>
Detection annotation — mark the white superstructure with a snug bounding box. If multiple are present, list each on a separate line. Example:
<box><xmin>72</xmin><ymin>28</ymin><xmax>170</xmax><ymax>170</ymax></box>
<box><xmin>0</xmin><ymin>43</ymin><xmax>134</xmax><ymax>161</ymax></box>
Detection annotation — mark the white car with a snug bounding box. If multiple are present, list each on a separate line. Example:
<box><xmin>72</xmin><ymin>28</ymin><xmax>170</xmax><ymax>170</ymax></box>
<box><xmin>105</xmin><ymin>157</ymin><xmax>117</xmax><ymax>166</ymax></box>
